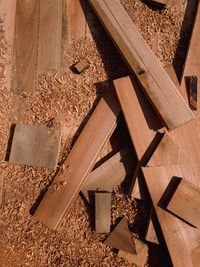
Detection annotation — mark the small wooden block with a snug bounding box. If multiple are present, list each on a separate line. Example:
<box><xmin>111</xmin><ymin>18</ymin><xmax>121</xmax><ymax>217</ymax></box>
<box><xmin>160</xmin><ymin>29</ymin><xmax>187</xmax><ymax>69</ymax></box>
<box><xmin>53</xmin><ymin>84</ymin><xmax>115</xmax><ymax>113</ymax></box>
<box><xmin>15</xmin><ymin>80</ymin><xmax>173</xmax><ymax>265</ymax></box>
<box><xmin>95</xmin><ymin>191</ymin><xmax>111</xmax><ymax>233</ymax></box>
<box><xmin>9</xmin><ymin>124</ymin><xmax>61</xmax><ymax>170</ymax></box>
<box><xmin>118</xmin><ymin>238</ymin><xmax>148</xmax><ymax>267</ymax></box>
<box><xmin>74</xmin><ymin>60</ymin><xmax>89</xmax><ymax>74</ymax></box>
<box><xmin>166</xmin><ymin>178</ymin><xmax>200</xmax><ymax>228</ymax></box>
<box><xmin>104</xmin><ymin>216</ymin><xmax>136</xmax><ymax>254</ymax></box>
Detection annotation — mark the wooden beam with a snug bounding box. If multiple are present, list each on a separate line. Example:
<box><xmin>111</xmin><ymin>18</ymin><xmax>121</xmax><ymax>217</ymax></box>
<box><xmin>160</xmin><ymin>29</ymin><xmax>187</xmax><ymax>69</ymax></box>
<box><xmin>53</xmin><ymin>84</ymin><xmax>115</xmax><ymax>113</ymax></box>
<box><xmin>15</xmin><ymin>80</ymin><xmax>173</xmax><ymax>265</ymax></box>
<box><xmin>81</xmin><ymin>148</ymin><xmax>133</xmax><ymax>202</ymax></box>
<box><xmin>95</xmin><ymin>191</ymin><xmax>111</xmax><ymax>233</ymax></box>
<box><xmin>12</xmin><ymin>0</ymin><xmax>39</xmax><ymax>93</ymax></box>
<box><xmin>166</xmin><ymin>178</ymin><xmax>200</xmax><ymax>228</ymax></box>
<box><xmin>34</xmin><ymin>89</ymin><xmax>120</xmax><ymax>229</ymax></box>
<box><xmin>88</xmin><ymin>0</ymin><xmax>194</xmax><ymax>129</ymax></box>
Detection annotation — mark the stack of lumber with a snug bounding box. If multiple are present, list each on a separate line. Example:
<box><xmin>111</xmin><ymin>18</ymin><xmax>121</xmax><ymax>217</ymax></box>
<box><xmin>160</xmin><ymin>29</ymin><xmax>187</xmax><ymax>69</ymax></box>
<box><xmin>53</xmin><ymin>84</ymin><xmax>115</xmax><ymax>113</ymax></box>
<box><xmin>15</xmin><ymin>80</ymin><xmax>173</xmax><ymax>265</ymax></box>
<box><xmin>4</xmin><ymin>0</ymin><xmax>200</xmax><ymax>266</ymax></box>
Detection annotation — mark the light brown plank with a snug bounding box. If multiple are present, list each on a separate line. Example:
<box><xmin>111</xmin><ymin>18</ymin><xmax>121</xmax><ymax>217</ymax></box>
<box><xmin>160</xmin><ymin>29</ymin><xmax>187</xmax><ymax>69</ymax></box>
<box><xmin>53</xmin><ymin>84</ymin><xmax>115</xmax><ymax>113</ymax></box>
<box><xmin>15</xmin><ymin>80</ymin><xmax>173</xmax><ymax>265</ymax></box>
<box><xmin>95</xmin><ymin>191</ymin><xmax>111</xmax><ymax>233</ymax></box>
<box><xmin>81</xmin><ymin>148</ymin><xmax>133</xmax><ymax>202</ymax></box>
<box><xmin>104</xmin><ymin>216</ymin><xmax>136</xmax><ymax>254</ymax></box>
<box><xmin>145</xmin><ymin>218</ymin><xmax>159</xmax><ymax>244</ymax></box>
<box><xmin>89</xmin><ymin>0</ymin><xmax>194</xmax><ymax>129</ymax></box>
<box><xmin>9</xmin><ymin>124</ymin><xmax>61</xmax><ymax>170</ymax></box>
<box><xmin>167</xmin><ymin>178</ymin><xmax>200</xmax><ymax>227</ymax></box>
<box><xmin>34</xmin><ymin>89</ymin><xmax>120</xmax><ymax>229</ymax></box>
<box><xmin>12</xmin><ymin>0</ymin><xmax>39</xmax><ymax>93</ymax></box>
<box><xmin>143</xmin><ymin>165</ymin><xmax>200</xmax><ymax>267</ymax></box>
<box><xmin>37</xmin><ymin>0</ymin><xmax>62</xmax><ymax>76</ymax></box>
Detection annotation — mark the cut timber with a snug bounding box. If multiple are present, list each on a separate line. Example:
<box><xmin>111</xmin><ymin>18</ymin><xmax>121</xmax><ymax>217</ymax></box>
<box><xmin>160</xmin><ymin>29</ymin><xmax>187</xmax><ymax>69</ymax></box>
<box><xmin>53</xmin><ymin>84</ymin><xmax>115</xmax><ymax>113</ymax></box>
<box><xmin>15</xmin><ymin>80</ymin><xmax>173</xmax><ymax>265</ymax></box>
<box><xmin>95</xmin><ymin>192</ymin><xmax>111</xmax><ymax>233</ymax></box>
<box><xmin>147</xmin><ymin>132</ymin><xmax>188</xmax><ymax>166</ymax></box>
<box><xmin>89</xmin><ymin>0</ymin><xmax>194</xmax><ymax>129</ymax></box>
<box><xmin>74</xmin><ymin>60</ymin><xmax>90</xmax><ymax>74</ymax></box>
<box><xmin>9</xmin><ymin>124</ymin><xmax>61</xmax><ymax>170</ymax></box>
<box><xmin>12</xmin><ymin>0</ymin><xmax>39</xmax><ymax>93</ymax></box>
<box><xmin>81</xmin><ymin>148</ymin><xmax>133</xmax><ymax>202</ymax></box>
<box><xmin>145</xmin><ymin>218</ymin><xmax>159</xmax><ymax>245</ymax></box>
<box><xmin>34</xmin><ymin>89</ymin><xmax>120</xmax><ymax>229</ymax></box>
<box><xmin>118</xmin><ymin>238</ymin><xmax>148</xmax><ymax>267</ymax></box>
<box><xmin>166</xmin><ymin>178</ymin><xmax>200</xmax><ymax>228</ymax></box>
<box><xmin>143</xmin><ymin>165</ymin><xmax>200</xmax><ymax>267</ymax></box>
<box><xmin>104</xmin><ymin>216</ymin><xmax>136</xmax><ymax>254</ymax></box>
<box><xmin>37</xmin><ymin>0</ymin><xmax>62</xmax><ymax>76</ymax></box>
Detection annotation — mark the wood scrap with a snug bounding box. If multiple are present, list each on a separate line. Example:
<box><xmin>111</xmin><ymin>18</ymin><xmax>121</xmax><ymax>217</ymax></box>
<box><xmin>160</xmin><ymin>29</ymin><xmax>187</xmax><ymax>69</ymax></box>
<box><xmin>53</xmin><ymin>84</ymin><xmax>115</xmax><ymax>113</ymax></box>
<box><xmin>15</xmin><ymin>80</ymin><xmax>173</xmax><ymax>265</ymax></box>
<box><xmin>89</xmin><ymin>0</ymin><xmax>194</xmax><ymax>130</ymax></box>
<box><xmin>74</xmin><ymin>60</ymin><xmax>90</xmax><ymax>74</ymax></box>
<box><xmin>104</xmin><ymin>216</ymin><xmax>136</xmax><ymax>254</ymax></box>
<box><xmin>95</xmin><ymin>191</ymin><xmax>111</xmax><ymax>233</ymax></box>
<box><xmin>187</xmin><ymin>75</ymin><xmax>197</xmax><ymax>110</ymax></box>
<box><xmin>145</xmin><ymin>217</ymin><xmax>159</xmax><ymax>245</ymax></box>
<box><xmin>166</xmin><ymin>178</ymin><xmax>200</xmax><ymax>228</ymax></box>
<box><xmin>34</xmin><ymin>89</ymin><xmax>120</xmax><ymax>229</ymax></box>
<box><xmin>81</xmin><ymin>147</ymin><xmax>133</xmax><ymax>202</ymax></box>
<box><xmin>9</xmin><ymin>124</ymin><xmax>61</xmax><ymax>170</ymax></box>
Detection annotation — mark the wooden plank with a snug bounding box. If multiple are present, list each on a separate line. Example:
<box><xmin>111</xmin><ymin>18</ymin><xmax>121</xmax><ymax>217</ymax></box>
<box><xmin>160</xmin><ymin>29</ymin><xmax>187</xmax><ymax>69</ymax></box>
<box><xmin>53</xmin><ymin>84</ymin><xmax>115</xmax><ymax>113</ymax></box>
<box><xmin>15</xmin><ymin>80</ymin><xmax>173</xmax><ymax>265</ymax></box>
<box><xmin>34</xmin><ymin>89</ymin><xmax>120</xmax><ymax>229</ymax></box>
<box><xmin>166</xmin><ymin>178</ymin><xmax>200</xmax><ymax>227</ymax></box>
<box><xmin>37</xmin><ymin>0</ymin><xmax>62</xmax><ymax>76</ymax></box>
<box><xmin>145</xmin><ymin>218</ymin><xmax>159</xmax><ymax>245</ymax></box>
<box><xmin>89</xmin><ymin>0</ymin><xmax>194</xmax><ymax>129</ymax></box>
<box><xmin>118</xmin><ymin>238</ymin><xmax>148</xmax><ymax>267</ymax></box>
<box><xmin>81</xmin><ymin>148</ymin><xmax>133</xmax><ymax>202</ymax></box>
<box><xmin>12</xmin><ymin>0</ymin><xmax>39</xmax><ymax>93</ymax></box>
<box><xmin>9</xmin><ymin>124</ymin><xmax>61</xmax><ymax>170</ymax></box>
<box><xmin>143</xmin><ymin>165</ymin><xmax>200</xmax><ymax>267</ymax></box>
<box><xmin>95</xmin><ymin>191</ymin><xmax>111</xmax><ymax>233</ymax></box>
<box><xmin>104</xmin><ymin>216</ymin><xmax>136</xmax><ymax>254</ymax></box>
<box><xmin>147</xmin><ymin>132</ymin><xmax>188</xmax><ymax>166</ymax></box>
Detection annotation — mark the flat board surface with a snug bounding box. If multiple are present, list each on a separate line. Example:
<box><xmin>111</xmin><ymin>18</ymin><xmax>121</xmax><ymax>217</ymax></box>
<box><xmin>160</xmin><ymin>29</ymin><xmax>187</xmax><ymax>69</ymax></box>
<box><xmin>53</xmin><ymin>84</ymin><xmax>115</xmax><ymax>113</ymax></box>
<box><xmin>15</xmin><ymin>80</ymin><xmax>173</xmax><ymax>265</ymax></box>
<box><xmin>34</xmin><ymin>89</ymin><xmax>120</xmax><ymax>229</ymax></box>
<box><xmin>89</xmin><ymin>0</ymin><xmax>194</xmax><ymax>129</ymax></box>
<box><xmin>95</xmin><ymin>192</ymin><xmax>111</xmax><ymax>233</ymax></box>
<box><xmin>9</xmin><ymin>124</ymin><xmax>61</xmax><ymax>170</ymax></box>
<box><xmin>167</xmin><ymin>178</ymin><xmax>200</xmax><ymax>227</ymax></box>
<box><xmin>12</xmin><ymin>0</ymin><xmax>39</xmax><ymax>93</ymax></box>
<box><xmin>37</xmin><ymin>0</ymin><xmax>62</xmax><ymax>76</ymax></box>
<box><xmin>143</xmin><ymin>165</ymin><xmax>200</xmax><ymax>267</ymax></box>
<box><xmin>81</xmin><ymin>148</ymin><xmax>133</xmax><ymax>202</ymax></box>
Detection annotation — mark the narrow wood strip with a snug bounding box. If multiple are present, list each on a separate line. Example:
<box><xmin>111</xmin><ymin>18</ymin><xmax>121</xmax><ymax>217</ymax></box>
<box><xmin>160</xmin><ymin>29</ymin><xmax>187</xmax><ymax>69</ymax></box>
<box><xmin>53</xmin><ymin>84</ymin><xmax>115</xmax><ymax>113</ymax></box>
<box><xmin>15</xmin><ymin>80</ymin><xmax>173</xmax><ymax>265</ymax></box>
<box><xmin>12</xmin><ymin>0</ymin><xmax>39</xmax><ymax>93</ymax></box>
<box><xmin>34</xmin><ymin>88</ymin><xmax>120</xmax><ymax>229</ymax></box>
<box><xmin>89</xmin><ymin>0</ymin><xmax>194</xmax><ymax>129</ymax></box>
<box><xmin>37</xmin><ymin>0</ymin><xmax>62</xmax><ymax>76</ymax></box>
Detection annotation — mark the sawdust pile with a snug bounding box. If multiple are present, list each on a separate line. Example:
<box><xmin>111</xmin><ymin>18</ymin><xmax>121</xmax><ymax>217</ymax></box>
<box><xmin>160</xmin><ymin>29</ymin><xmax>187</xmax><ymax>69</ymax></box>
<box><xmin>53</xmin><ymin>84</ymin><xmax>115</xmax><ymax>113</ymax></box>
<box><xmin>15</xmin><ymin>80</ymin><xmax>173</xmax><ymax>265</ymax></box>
<box><xmin>0</xmin><ymin>1</ymin><xmax>184</xmax><ymax>266</ymax></box>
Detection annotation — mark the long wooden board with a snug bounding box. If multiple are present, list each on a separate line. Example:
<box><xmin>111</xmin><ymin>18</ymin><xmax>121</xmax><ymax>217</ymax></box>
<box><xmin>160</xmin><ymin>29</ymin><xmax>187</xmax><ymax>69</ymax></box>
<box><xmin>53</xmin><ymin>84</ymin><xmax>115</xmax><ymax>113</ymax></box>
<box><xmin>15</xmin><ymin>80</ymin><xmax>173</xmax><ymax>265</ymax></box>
<box><xmin>143</xmin><ymin>165</ymin><xmax>200</xmax><ymax>267</ymax></box>
<box><xmin>167</xmin><ymin>178</ymin><xmax>200</xmax><ymax>228</ymax></box>
<box><xmin>81</xmin><ymin>148</ymin><xmax>133</xmax><ymax>202</ymax></box>
<box><xmin>12</xmin><ymin>0</ymin><xmax>39</xmax><ymax>93</ymax></box>
<box><xmin>88</xmin><ymin>0</ymin><xmax>194</xmax><ymax>129</ymax></box>
<box><xmin>34</xmin><ymin>89</ymin><xmax>120</xmax><ymax>229</ymax></box>
<box><xmin>37</xmin><ymin>0</ymin><xmax>62</xmax><ymax>76</ymax></box>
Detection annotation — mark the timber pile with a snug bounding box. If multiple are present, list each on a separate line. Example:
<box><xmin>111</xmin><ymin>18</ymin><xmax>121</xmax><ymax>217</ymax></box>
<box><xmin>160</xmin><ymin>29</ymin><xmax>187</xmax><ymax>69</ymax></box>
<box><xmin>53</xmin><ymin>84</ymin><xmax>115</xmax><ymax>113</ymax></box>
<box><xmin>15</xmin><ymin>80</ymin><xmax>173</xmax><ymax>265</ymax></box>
<box><xmin>0</xmin><ymin>0</ymin><xmax>200</xmax><ymax>266</ymax></box>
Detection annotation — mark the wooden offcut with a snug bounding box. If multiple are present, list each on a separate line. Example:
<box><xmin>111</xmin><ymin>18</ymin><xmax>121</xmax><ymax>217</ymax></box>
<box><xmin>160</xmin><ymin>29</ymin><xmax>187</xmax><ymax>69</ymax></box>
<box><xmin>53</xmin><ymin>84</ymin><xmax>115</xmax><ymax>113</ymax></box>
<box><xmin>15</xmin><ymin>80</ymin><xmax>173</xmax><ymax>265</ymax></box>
<box><xmin>166</xmin><ymin>178</ymin><xmax>200</xmax><ymax>228</ymax></box>
<box><xmin>81</xmin><ymin>148</ymin><xmax>133</xmax><ymax>202</ymax></box>
<box><xmin>104</xmin><ymin>216</ymin><xmax>136</xmax><ymax>254</ymax></box>
<box><xmin>89</xmin><ymin>0</ymin><xmax>194</xmax><ymax>129</ymax></box>
<box><xmin>74</xmin><ymin>60</ymin><xmax>90</xmax><ymax>74</ymax></box>
<box><xmin>34</xmin><ymin>89</ymin><xmax>120</xmax><ymax>229</ymax></box>
<box><xmin>95</xmin><ymin>192</ymin><xmax>111</xmax><ymax>233</ymax></box>
<box><xmin>9</xmin><ymin>124</ymin><xmax>61</xmax><ymax>170</ymax></box>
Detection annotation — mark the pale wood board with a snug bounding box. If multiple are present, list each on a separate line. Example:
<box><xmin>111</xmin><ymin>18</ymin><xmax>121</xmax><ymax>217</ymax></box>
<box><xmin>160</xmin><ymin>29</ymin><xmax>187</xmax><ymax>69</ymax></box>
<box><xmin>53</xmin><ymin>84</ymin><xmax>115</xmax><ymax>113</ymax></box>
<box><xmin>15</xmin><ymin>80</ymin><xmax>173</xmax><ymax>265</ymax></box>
<box><xmin>167</xmin><ymin>178</ymin><xmax>200</xmax><ymax>228</ymax></box>
<box><xmin>81</xmin><ymin>148</ymin><xmax>133</xmax><ymax>202</ymax></box>
<box><xmin>118</xmin><ymin>238</ymin><xmax>148</xmax><ymax>267</ymax></box>
<box><xmin>34</xmin><ymin>89</ymin><xmax>120</xmax><ymax>229</ymax></box>
<box><xmin>104</xmin><ymin>216</ymin><xmax>136</xmax><ymax>254</ymax></box>
<box><xmin>37</xmin><ymin>0</ymin><xmax>62</xmax><ymax>76</ymax></box>
<box><xmin>89</xmin><ymin>0</ymin><xmax>194</xmax><ymax>129</ymax></box>
<box><xmin>145</xmin><ymin>217</ymin><xmax>159</xmax><ymax>244</ymax></box>
<box><xmin>9</xmin><ymin>124</ymin><xmax>61</xmax><ymax>170</ymax></box>
<box><xmin>12</xmin><ymin>0</ymin><xmax>39</xmax><ymax>93</ymax></box>
<box><xmin>143</xmin><ymin>165</ymin><xmax>200</xmax><ymax>267</ymax></box>
<box><xmin>95</xmin><ymin>192</ymin><xmax>111</xmax><ymax>233</ymax></box>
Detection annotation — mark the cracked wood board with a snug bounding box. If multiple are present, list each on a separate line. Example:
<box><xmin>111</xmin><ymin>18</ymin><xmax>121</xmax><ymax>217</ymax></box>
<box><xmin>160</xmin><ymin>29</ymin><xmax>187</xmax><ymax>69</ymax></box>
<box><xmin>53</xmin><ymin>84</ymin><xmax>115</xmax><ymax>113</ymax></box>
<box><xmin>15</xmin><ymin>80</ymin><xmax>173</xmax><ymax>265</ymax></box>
<box><xmin>34</xmin><ymin>89</ymin><xmax>120</xmax><ymax>229</ymax></box>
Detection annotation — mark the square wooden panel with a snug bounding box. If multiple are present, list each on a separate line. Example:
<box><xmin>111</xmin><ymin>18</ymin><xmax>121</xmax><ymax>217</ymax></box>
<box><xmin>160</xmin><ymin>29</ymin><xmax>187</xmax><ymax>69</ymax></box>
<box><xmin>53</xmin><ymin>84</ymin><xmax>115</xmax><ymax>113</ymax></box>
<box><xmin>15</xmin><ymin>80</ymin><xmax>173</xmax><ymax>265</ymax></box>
<box><xmin>9</xmin><ymin>124</ymin><xmax>61</xmax><ymax>170</ymax></box>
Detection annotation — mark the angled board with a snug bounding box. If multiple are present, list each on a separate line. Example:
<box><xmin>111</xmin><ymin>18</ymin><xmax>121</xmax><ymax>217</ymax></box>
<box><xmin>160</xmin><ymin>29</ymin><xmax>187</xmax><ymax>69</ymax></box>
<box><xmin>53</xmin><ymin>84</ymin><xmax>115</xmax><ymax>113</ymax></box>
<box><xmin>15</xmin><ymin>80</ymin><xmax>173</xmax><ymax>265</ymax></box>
<box><xmin>89</xmin><ymin>0</ymin><xmax>194</xmax><ymax>129</ymax></box>
<box><xmin>104</xmin><ymin>216</ymin><xmax>136</xmax><ymax>254</ymax></box>
<box><xmin>143</xmin><ymin>165</ymin><xmax>200</xmax><ymax>267</ymax></box>
<box><xmin>34</xmin><ymin>89</ymin><xmax>120</xmax><ymax>229</ymax></box>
